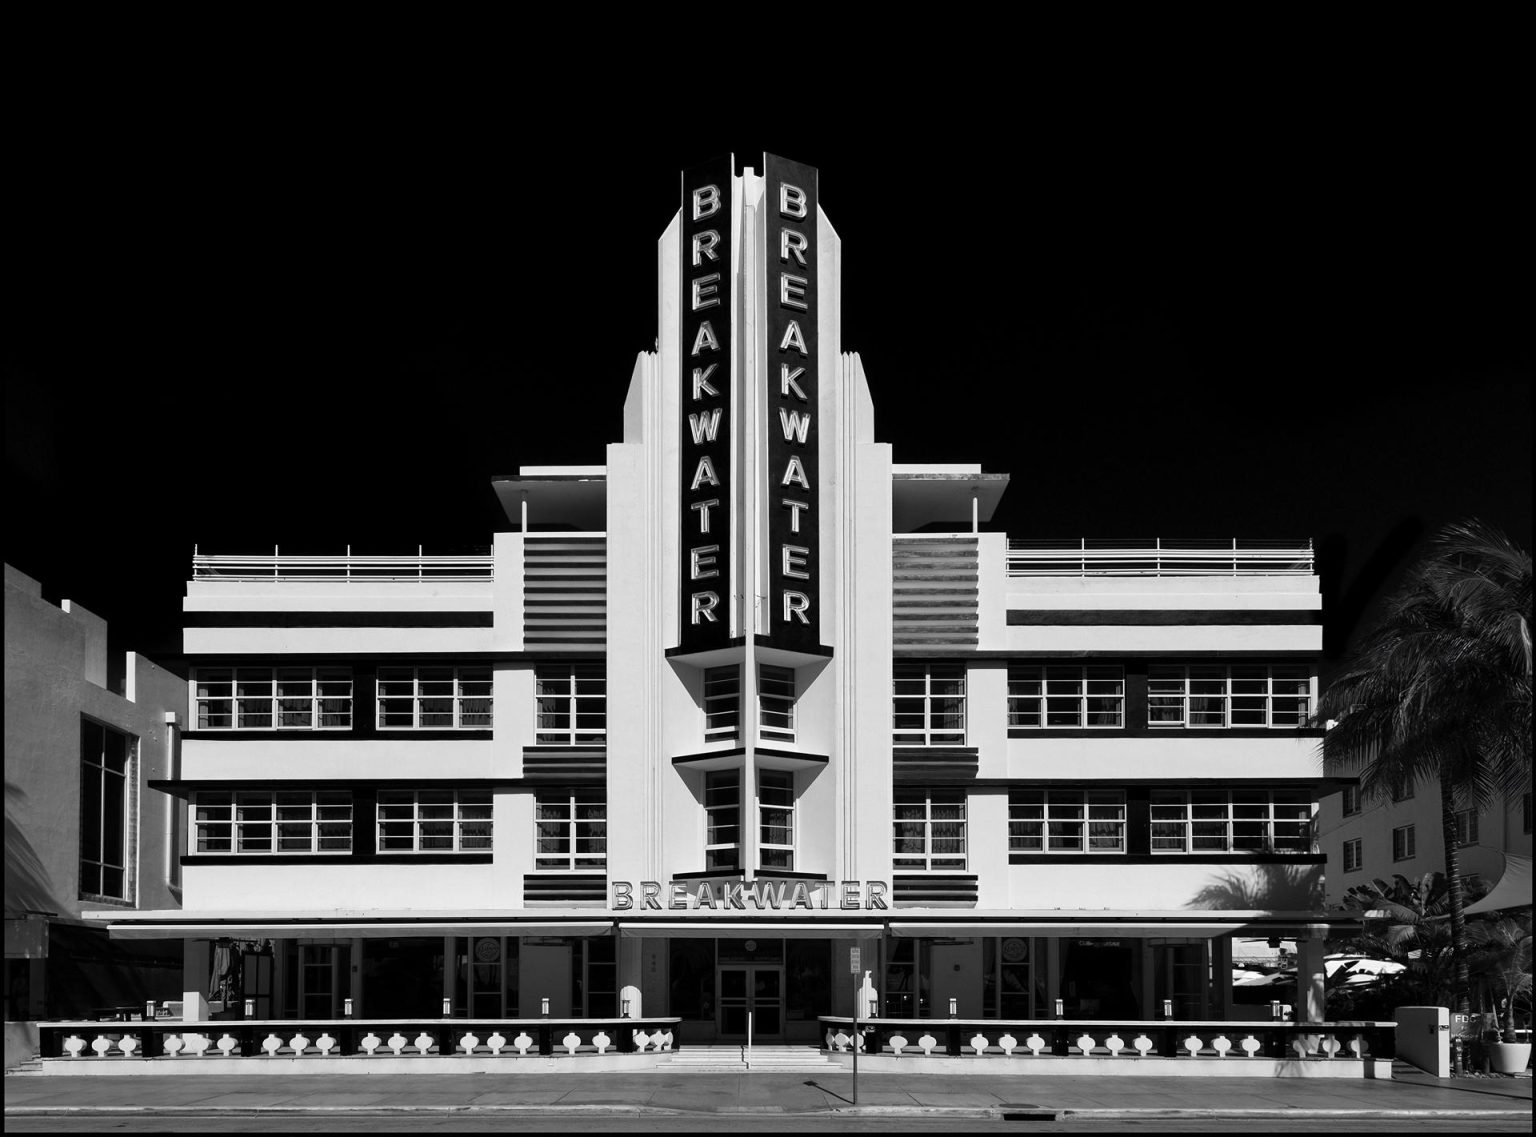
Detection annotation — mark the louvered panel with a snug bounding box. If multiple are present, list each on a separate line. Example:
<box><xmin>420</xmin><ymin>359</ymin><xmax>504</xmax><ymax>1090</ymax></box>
<box><xmin>893</xmin><ymin>537</ymin><xmax>979</xmax><ymax>650</ymax></box>
<box><xmin>525</xmin><ymin>536</ymin><xmax>607</xmax><ymax>648</ymax></box>
<box><xmin>892</xmin><ymin>874</ymin><xmax>979</xmax><ymax>907</ymax></box>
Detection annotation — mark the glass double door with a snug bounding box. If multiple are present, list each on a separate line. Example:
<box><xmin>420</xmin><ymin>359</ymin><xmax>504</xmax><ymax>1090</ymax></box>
<box><xmin>717</xmin><ymin>965</ymin><xmax>782</xmax><ymax>1038</ymax></box>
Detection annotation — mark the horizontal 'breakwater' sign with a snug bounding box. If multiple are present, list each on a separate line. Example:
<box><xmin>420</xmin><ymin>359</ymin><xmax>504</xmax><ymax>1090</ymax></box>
<box><xmin>612</xmin><ymin>879</ymin><xmax>889</xmax><ymax>911</ymax></box>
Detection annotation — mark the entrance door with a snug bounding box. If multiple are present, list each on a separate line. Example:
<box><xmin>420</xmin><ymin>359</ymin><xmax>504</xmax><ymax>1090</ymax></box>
<box><xmin>718</xmin><ymin>966</ymin><xmax>782</xmax><ymax>1039</ymax></box>
<box><xmin>298</xmin><ymin>945</ymin><xmax>342</xmax><ymax>1019</ymax></box>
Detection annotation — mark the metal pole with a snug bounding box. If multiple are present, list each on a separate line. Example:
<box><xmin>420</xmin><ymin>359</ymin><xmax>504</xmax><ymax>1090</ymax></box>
<box><xmin>851</xmin><ymin>971</ymin><xmax>858</xmax><ymax>1106</ymax></box>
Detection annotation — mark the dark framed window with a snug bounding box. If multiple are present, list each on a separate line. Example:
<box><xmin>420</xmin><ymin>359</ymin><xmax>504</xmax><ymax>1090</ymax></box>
<box><xmin>80</xmin><ymin>720</ymin><xmax>132</xmax><ymax>898</ymax></box>
<box><xmin>535</xmin><ymin>788</ymin><xmax>606</xmax><ymax>869</ymax></box>
<box><xmin>535</xmin><ymin>663</ymin><xmax>604</xmax><ymax>744</ymax></box>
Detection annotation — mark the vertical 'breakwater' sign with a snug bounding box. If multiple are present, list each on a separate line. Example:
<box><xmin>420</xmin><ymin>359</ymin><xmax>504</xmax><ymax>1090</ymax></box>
<box><xmin>680</xmin><ymin>157</ymin><xmax>734</xmax><ymax>651</ymax></box>
<box><xmin>762</xmin><ymin>153</ymin><xmax>819</xmax><ymax>651</ymax></box>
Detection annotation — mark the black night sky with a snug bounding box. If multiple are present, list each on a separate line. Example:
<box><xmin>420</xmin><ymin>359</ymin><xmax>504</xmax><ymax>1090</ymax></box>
<box><xmin>6</xmin><ymin>60</ymin><xmax>1530</xmax><ymax>677</ymax></box>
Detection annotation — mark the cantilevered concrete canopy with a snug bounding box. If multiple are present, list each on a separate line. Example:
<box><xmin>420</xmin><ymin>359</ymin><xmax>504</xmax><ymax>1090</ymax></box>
<box><xmin>892</xmin><ymin>466</ymin><xmax>1010</xmax><ymax>532</ymax></box>
<box><xmin>492</xmin><ymin>467</ymin><xmax>607</xmax><ymax>531</ymax></box>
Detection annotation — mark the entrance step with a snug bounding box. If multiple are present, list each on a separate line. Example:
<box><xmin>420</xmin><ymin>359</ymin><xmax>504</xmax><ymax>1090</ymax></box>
<box><xmin>658</xmin><ymin>1046</ymin><xmax>748</xmax><ymax>1071</ymax></box>
<box><xmin>745</xmin><ymin>1044</ymin><xmax>838</xmax><ymax>1071</ymax></box>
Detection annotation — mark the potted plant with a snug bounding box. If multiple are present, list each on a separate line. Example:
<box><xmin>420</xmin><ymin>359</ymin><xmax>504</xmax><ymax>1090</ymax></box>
<box><xmin>1468</xmin><ymin>915</ymin><xmax>1532</xmax><ymax>1075</ymax></box>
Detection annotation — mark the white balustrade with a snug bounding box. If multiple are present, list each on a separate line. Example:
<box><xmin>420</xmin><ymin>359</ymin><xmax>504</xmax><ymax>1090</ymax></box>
<box><xmin>513</xmin><ymin>1031</ymin><xmax>534</xmax><ymax>1056</ymax></box>
<box><xmin>831</xmin><ymin>1031</ymin><xmax>850</xmax><ymax>1052</ymax></box>
<box><xmin>261</xmin><ymin>1034</ymin><xmax>283</xmax><ymax>1057</ymax></box>
<box><xmin>1025</xmin><ymin>1032</ymin><xmax>1046</xmax><ymax>1056</ymax></box>
<box><xmin>1075</xmin><ymin>1033</ymin><xmax>1097</xmax><ymax>1056</ymax></box>
<box><xmin>186</xmin><ymin>1033</ymin><xmax>211</xmax><ymax>1057</ymax></box>
<box><xmin>413</xmin><ymin>1032</ymin><xmax>434</xmax><ymax>1055</ymax></box>
<box><xmin>998</xmin><ymin>1033</ymin><xmax>1017</xmax><ymax>1057</ymax></box>
<box><xmin>634</xmin><ymin>1030</ymin><xmax>652</xmax><ymax>1052</ymax></box>
<box><xmin>970</xmin><ymin>1033</ymin><xmax>989</xmax><ymax>1056</ymax></box>
<box><xmin>1211</xmin><ymin>1034</ymin><xmax>1232</xmax><ymax>1058</ymax></box>
<box><xmin>1132</xmin><ymin>1034</ymin><xmax>1154</xmax><ymax>1057</ymax></box>
<box><xmin>316</xmin><ymin>1032</ymin><xmax>337</xmax><ymax>1056</ymax></box>
<box><xmin>889</xmin><ymin>1033</ymin><xmax>909</xmax><ymax>1056</ymax></box>
<box><xmin>459</xmin><ymin>1032</ymin><xmax>480</xmax><ymax>1055</ymax></box>
<box><xmin>487</xmin><ymin>1032</ymin><xmax>507</xmax><ymax>1055</ymax></box>
<box><xmin>360</xmin><ymin>1032</ymin><xmax>383</xmax><ymax>1055</ymax></box>
<box><xmin>1240</xmin><ymin>1035</ymin><xmax>1263</xmax><ymax>1058</ymax></box>
<box><xmin>918</xmin><ymin>1033</ymin><xmax>938</xmax><ymax>1056</ymax></box>
<box><xmin>216</xmin><ymin>1034</ymin><xmax>239</xmax><ymax>1057</ymax></box>
<box><xmin>162</xmin><ymin>1034</ymin><xmax>186</xmax><ymax>1058</ymax></box>
<box><xmin>1319</xmin><ymin>1034</ymin><xmax>1342</xmax><ymax>1058</ymax></box>
<box><xmin>118</xmin><ymin>1034</ymin><xmax>139</xmax><ymax>1057</ymax></box>
<box><xmin>63</xmin><ymin>1035</ymin><xmax>86</xmax><ymax>1058</ymax></box>
<box><xmin>1104</xmin><ymin>1032</ymin><xmax>1124</xmax><ymax>1057</ymax></box>
<box><xmin>656</xmin><ymin>1029</ymin><xmax>673</xmax><ymax>1051</ymax></box>
<box><xmin>289</xmin><ymin>1033</ymin><xmax>310</xmax><ymax>1056</ymax></box>
<box><xmin>1182</xmin><ymin>1034</ymin><xmax>1205</xmax><ymax>1057</ymax></box>
<box><xmin>1348</xmin><ymin>1034</ymin><xmax>1370</xmax><ymax>1058</ymax></box>
<box><xmin>387</xmin><ymin>1032</ymin><xmax>408</xmax><ymax>1056</ymax></box>
<box><xmin>592</xmin><ymin>1031</ymin><xmax>611</xmax><ymax>1055</ymax></box>
<box><xmin>562</xmin><ymin>1031</ymin><xmax>582</xmax><ymax>1055</ymax></box>
<box><xmin>91</xmin><ymin>1036</ymin><xmax>113</xmax><ymax>1058</ymax></box>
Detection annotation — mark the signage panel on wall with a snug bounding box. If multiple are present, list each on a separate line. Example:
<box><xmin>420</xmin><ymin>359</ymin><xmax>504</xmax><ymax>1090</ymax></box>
<box><xmin>679</xmin><ymin>155</ymin><xmax>734</xmax><ymax>651</ymax></box>
<box><xmin>761</xmin><ymin>153</ymin><xmax>820</xmax><ymax>651</ymax></box>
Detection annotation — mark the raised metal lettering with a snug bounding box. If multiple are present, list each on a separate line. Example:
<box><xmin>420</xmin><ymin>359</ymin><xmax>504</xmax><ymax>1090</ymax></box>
<box><xmin>691</xmin><ymin>545</ymin><xmax>720</xmax><ymax>580</ymax></box>
<box><xmin>692</xmin><ymin>364</ymin><xmax>719</xmax><ymax>400</ymax></box>
<box><xmin>779</xmin><ymin>183</ymin><xmax>807</xmax><ymax>219</ymax></box>
<box><xmin>780</xmin><ymin>227</ymin><xmax>808</xmax><ymax>266</ymax></box>
<box><xmin>690</xmin><ymin>457</ymin><xmax>720</xmax><ymax>491</ymax></box>
<box><xmin>692</xmin><ymin>228</ymin><xmax>720</xmax><ymax>265</ymax></box>
<box><xmin>780</xmin><ymin>364</ymin><xmax>807</xmax><ymax>400</ymax></box>
<box><xmin>691</xmin><ymin>592</ymin><xmax>720</xmax><ymax>624</ymax></box>
<box><xmin>689</xmin><ymin>499</ymin><xmax>720</xmax><ymax>533</ymax></box>
<box><xmin>782</xmin><ymin>591</ymin><xmax>810</xmax><ymax>624</ymax></box>
<box><xmin>692</xmin><ymin>184</ymin><xmax>721</xmax><ymax>221</ymax></box>
<box><xmin>691</xmin><ymin>273</ymin><xmax>721</xmax><ymax>311</ymax></box>
<box><xmin>778</xmin><ymin>407</ymin><xmax>811</xmax><ymax>444</ymax></box>
<box><xmin>780</xmin><ymin>456</ymin><xmax>809</xmax><ymax>489</ymax></box>
<box><xmin>777</xmin><ymin>320</ymin><xmax>807</xmax><ymax>354</ymax></box>
<box><xmin>782</xmin><ymin>545</ymin><xmax>810</xmax><ymax>579</ymax></box>
<box><xmin>781</xmin><ymin>498</ymin><xmax>809</xmax><ymax>533</ymax></box>
<box><xmin>688</xmin><ymin>409</ymin><xmax>722</xmax><ymax>444</ymax></box>
<box><xmin>691</xmin><ymin>320</ymin><xmax>719</xmax><ymax>355</ymax></box>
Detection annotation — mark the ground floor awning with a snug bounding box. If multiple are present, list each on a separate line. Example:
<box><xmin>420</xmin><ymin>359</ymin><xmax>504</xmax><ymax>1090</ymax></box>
<box><xmin>1462</xmin><ymin>853</ymin><xmax>1533</xmax><ymax>915</ymax></box>
<box><xmin>618</xmin><ymin>922</ymin><xmax>884</xmax><ymax>939</ymax></box>
<box><xmin>81</xmin><ymin>909</ymin><xmax>617</xmax><ymax>941</ymax></box>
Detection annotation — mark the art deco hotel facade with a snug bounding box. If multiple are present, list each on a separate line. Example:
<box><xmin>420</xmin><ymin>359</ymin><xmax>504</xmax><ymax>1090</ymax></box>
<box><xmin>87</xmin><ymin>155</ymin><xmax>1335</xmax><ymax>1050</ymax></box>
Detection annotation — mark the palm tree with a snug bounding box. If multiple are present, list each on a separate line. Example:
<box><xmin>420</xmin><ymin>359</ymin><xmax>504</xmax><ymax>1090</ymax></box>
<box><xmin>1313</xmin><ymin>519</ymin><xmax>1532</xmax><ymax>1012</ymax></box>
<box><xmin>1467</xmin><ymin>914</ymin><xmax>1533</xmax><ymax>1041</ymax></box>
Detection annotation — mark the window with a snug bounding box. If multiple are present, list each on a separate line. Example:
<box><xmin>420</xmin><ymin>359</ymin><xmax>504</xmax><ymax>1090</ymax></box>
<box><xmin>1389</xmin><ymin>781</ymin><xmax>1415</xmax><ymax>803</ymax></box>
<box><xmin>1008</xmin><ymin>790</ymin><xmax>1126</xmax><ymax>853</ymax></box>
<box><xmin>759</xmin><ymin>770</ymin><xmax>795</xmax><ymax>870</ymax></box>
<box><xmin>1149</xmin><ymin>789</ymin><xmax>1311</xmax><ymax>852</ymax></box>
<box><xmin>1453</xmin><ymin>809</ymin><xmax>1479</xmax><ymax>848</ymax></box>
<box><xmin>1392</xmin><ymin>825</ymin><xmax>1416</xmax><ymax>861</ymax></box>
<box><xmin>376</xmin><ymin>790</ymin><xmax>492</xmax><ymax>852</ymax></box>
<box><xmin>1007</xmin><ymin>665</ymin><xmax>1124</xmax><ymax>729</ymax></box>
<box><xmin>193</xmin><ymin>790</ymin><xmax>352</xmax><ymax>854</ymax></box>
<box><xmin>703</xmin><ymin>666</ymin><xmax>742</xmax><ymax>743</ymax></box>
<box><xmin>705</xmin><ymin>770</ymin><xmax>741</xmax><ymax>871</ymax></box>
<box><xmin>195</xmin><ymin>667</ymin><xmax>352</xmax><ymax>729</ymax></box>
<box><xmin>893</xmin><ymin>664</ymin><xmax>966</xmax><ymax>745</ymax></box>
<box><xmin>758</xmin><ymin>665</ymin><xmax>796</xmax><ymax>744</ymax></box>
<box><xmin>893</xmin><ymin>788</ymin><xmax>967</xmax><ymax>870</ymax></box>
<box><xmin>535</xmin><ymin>664</ymin><xmax>604</xmax><ymax>744</ymax></box>
<box><xmin>377</xmin><ymin>667</ymin><xmax>492</xmax><ymax>729</ymax></box>
<box><xmin>1343</xmin><ymin>837</ymin><xmax>1363</xmax><ymax>872</ymax></box>
<box><xmin>1147</xmin><ymin>664</ymin><xmax>1310</xmax><ymax>728</ymax></box>
<box><xmin>534</xmin><ymin>789</ymin><xmax>606</xmax><ymax>869</ymax></box>
<box><xmin>80</xmin><ymin>720</ymin><xmax>132</xmax><ymax>898</ymax></box>
<box><xmin>1341</xmin><ymin>784</ymin><xmax>1362</xmax><ymax>816</ymax></box>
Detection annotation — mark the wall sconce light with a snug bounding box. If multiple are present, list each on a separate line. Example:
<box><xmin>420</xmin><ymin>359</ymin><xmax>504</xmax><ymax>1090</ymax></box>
<box><xmin>542</xmin><ymin>997</ymin><xmax>550</xmax><ymax>1017</ymax></box>
<box><xmin>343</xmin><ymin>998</ymin><xmax>353</xmax><ymax>1018</ymax></box>
<box><xmin>145</xmin><ymin>1001</ymin><xmax>156</xmax><ymax>1021</ymax></box>
<box><xmin>244</xmin><ymin>998</ymin><xmax>255</xmax><ymax>1019</ymax></box>
<box><xmin>948</xmin><ymin>997</ymin><xmax>957</xmax><ymax>1018</ymax></box>
<box><xmin>1054</xmin><ymin>998</ymin><xmax>1064</xmax><ymax>1019</ymax></box>
<box><xmin>621</xmin><ymin>998</ymin><xmax>631</xmax><ymax>1018</ymax></box>
<box><xmin>1162</xmin><ymin>999</ymin><xmax>1173</xmax><ymax>1020</ymax></box>
<box><xmin>442</xmin><ymin>996</ymin><xmax>452</xmax><ymax>1017</ymax></box>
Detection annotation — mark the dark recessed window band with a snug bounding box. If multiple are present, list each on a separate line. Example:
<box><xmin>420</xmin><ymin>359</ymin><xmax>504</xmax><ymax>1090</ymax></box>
<box><xmin>181</xmin><ymin>853</ymin><xmax>495</xmax><ymax>866</ymax></box>
<box><xmin>1006</xmin><ymin>610</ymin><xmax>1318</xmax><ymax>626</ymax></box>
<box><xmin>1007</xmin><ymin>853</ymin><xmax>1325</xmax><ymax>866</ymax></box>
<box><xmin>184</xmin><ymin>612</ymin><xmax>493</xmax><ymax>628</ymax></box>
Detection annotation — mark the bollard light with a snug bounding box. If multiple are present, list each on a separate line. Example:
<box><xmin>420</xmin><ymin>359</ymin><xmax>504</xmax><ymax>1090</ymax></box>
<box><xmin>244</xmin><ymin>998</ymin><xmax>255</xmax><ymax>1019</ymax></box>
<box><xmin>443</xmin><ymin>996</ymin><xmax>452</xmax><ymax>1017</ymax></box>
<box><xmin>948</xmin><ymin>997</ymin><xmax>957</xmax><ymax>1018</ymax></box>
<box><xmin>343</xmin><ymin>998</ymin><xmax>353</xmax><ymax>1018</ymax></box>
<box><xmin>145</xmin><ymin>1000</ymin><xmax>156</xmax><ymax>1021</ymax></box>
<box><xmin>1054</xmin><ymin>999</ymin><xmax>1064</xmax><ymax>1019</ymax></box>
<box><xmin>542</xmin><ymin>997</ymin><xmax>550</xmax><ymax>1017</ymax></box>
<box><xmin>1162</xmin><ymin>999</ymin><xmax>1173</xmax><ymax>1020</ymax></box>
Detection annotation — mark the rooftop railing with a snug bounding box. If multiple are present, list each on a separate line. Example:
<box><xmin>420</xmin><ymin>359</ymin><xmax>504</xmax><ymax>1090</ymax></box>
<box><xmin>1006</xmin><ymin>539</ymin><xmax>1314</xmax><ymax>577</ymax></box>
<box><xmin>191</xmin><ymin>547</ymin><xmax>494</xmax><ymax>582</ymax></box>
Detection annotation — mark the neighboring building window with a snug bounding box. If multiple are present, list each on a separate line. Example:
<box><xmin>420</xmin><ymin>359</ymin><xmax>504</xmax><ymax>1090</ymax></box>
<box><xmin>1008</xmin><ymin>790</ymin><xmax>1126</xmax><ymax>853</ymax></box>
<box><xmin>195</xmin><ymin>667</ymin><xmax>352</xmax><ymax>729</ymax></box>
<box><xmin>1149</xmin><ymin>789</ymin><xmax>1311</xmax><ymax>852</ymax></box>
<box><xmin>705</xmin><ymin>770</ymin><xmax>741</xmax><ymax>871</ymax></box>
<box><xmin>704</xmin><ymin>666</ymin><xmax>742</xmax><ymax>743</ymax></box>
<box><xmin>1343</xmin><ymin>837</ymin><xmax>1363</xmax><ymax>872</ymax></box>
<box><xmin>377</xmin><ymin>667</ymin><xmax>492</xmax><ymax>729</ymax></box>
<box><xmin>893</xmin><ymin>664</ymin><xmax>966</xmax><ymax>745</ymax></box>
<box><xmin>1392</xmin><ymin>825</ymin><xmax>1416</xmax><ymax>861</ymax></box>
<box><xmin>1453</xmin><ymin>809</ymin><xmax>1479</xmax><ymax>848</ymax></box>
<box><xmin>1390</xmin><ymin>781</ymin><xmax>1415</xmax><ymax>803</ymax></box>
<box><xmin>534</xmin><ymin>789</ymin><xmax>606</xmax><ymax>870</ymax></box>
<box><xmin>758</xmin><ymin>665</ymin><xmax>797</xmax><ymax>744</ymax></box>
<box><xmin>1342</xmin><ymin>784</ymin><xmax>1362</xmax><ymax>816</ymax></box>
<box><xmin>193</xmin><ymin>790</ymin><xmax>352</xmax><ymax>854</ymax></box>
<box><xmin>1147</xmin><ymin>664</ymin><xmax>1310</xmax><ymax>728</ymax></box>
<box><xmin>376</xmin><ymin>790</ymin><xmax>492</xmax><ymax>852</ymax></box>
<box><xmin>1007</xmin><ymin>665</ymin><xmax>1124</xmax><ymax>729</ymax></box>
<box><xmin>758</xmin><ymin>770</ymin><xmax>795</xmax><ymax>870</ymax></box>
<box><xmin>80</xmin><ymin>720</ymin><xmax>133</xmax><ymax>898</ymax></box>
<box><xmin>535</xmin><ymin>663</ymin><xmax>604</xmax><ymax>744</ymax></box>
<box><xmin>893</xmin><ymin>788</ymin><xmax>967</xmax><ymax>870</ymax></box>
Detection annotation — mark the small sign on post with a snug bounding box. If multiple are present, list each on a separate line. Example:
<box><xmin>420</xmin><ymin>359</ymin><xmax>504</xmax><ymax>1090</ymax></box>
<box><xmin>849</xmin><ymin>946</ymin><xmax>862</xmax><ymax>1106</ymax></box>
<box><xmin>849</xmin><ymin>947</ymin><xmax>861</xmax><ymax>974</ymax></box>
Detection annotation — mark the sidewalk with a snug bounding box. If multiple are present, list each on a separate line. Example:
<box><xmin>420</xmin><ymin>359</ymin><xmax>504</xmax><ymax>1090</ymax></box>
<box><xmin>5</xmin><ymin>1065</ymin><xmax>1531</xmax><ymax>1119</ymax></box>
